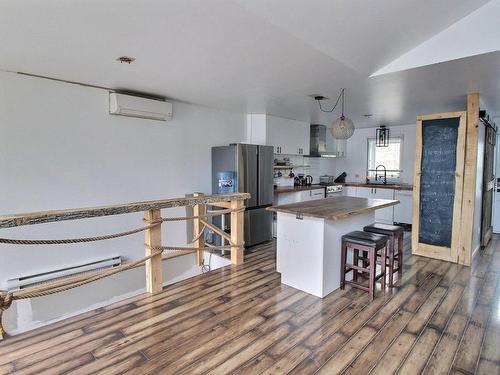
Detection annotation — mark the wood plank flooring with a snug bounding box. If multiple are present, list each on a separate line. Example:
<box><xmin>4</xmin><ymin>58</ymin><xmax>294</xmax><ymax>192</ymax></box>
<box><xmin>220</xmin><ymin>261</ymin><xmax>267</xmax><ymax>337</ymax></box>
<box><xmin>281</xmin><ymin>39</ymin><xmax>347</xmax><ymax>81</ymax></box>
<box><xmin>0</xmin><ymin>234</ymin><xmax>499</xmax><ymax>374</ymax></box>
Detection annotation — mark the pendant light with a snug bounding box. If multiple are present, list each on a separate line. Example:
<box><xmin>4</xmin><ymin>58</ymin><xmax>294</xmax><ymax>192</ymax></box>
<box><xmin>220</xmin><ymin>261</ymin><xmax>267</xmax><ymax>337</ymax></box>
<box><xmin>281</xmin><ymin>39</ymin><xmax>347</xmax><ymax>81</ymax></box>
<box><xmin>315</xmin><ymin>88</ymin><xmax>355</xmax><ymax>139</ymax></box>
<box><xmin>376</xmin><ymin>125</ymin><xmax>389</xmax><ymax>147</ymax></box>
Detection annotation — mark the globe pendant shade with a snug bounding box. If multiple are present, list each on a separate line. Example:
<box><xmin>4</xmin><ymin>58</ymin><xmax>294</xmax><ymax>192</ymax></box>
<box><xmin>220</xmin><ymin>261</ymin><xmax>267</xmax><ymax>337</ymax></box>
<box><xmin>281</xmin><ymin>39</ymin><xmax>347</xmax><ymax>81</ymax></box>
<box><xmin>331</xmin><ymin>115</ymin><xmax>355</xmax><ymax>139</ymax></box>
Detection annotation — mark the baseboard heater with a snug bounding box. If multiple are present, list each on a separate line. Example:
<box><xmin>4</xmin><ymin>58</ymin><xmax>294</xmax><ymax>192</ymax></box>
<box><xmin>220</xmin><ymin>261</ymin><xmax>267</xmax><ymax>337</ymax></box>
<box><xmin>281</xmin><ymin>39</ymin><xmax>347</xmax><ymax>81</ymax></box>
<box><xmin>7</xmin><ymin>256</ymin><xmax>122</xmax><ymax>292</ymax></box>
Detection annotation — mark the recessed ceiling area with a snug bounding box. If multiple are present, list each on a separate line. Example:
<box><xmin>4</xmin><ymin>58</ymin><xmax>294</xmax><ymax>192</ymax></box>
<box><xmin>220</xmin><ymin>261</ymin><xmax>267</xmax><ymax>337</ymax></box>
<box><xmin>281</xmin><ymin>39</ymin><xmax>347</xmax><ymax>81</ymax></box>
<box><xmin>0</xmin><ymin>0</ymin><xmax>498</xmax><ymax>127</ymax></box>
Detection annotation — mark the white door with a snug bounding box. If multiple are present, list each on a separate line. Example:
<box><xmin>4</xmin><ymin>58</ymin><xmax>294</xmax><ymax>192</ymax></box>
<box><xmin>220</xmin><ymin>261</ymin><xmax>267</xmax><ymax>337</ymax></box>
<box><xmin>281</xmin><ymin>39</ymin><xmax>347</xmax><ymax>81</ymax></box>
<box><xmin>493</xmin><ymin>134</ymin><xmax>500</xmax><ymax>233</ymax></box>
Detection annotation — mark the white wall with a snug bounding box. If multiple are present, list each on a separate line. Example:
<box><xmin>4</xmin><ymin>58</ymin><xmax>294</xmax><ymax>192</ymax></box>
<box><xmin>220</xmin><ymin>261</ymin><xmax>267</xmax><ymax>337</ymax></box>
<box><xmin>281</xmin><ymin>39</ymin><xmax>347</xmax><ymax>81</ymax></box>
<box><xmin>334</xmin><ymin>124</ymin><xmax>416</xmax><ymax>184</ymax></box>
<box><xmin>0</xmin><ymin>71</ymin><xmax>245</xmax><ymax>332</ymax></box>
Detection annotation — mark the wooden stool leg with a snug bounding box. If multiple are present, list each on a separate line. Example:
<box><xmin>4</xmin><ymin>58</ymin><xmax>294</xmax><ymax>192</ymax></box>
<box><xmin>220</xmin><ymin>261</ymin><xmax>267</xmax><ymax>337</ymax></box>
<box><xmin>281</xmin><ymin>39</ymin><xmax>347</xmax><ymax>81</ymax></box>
<box><xmin>369</xmin><ymin>247</ymin><xmax>376</xmax><ymax>301</ymax></box>
<box><xmin>353</xmin><ymin>248</ymin><xmax>359</xmax><ymax>281</ymax></box>
<box><xmin>398</xmin><ymin>233</ymin><xmax>403</xmax><ymax>275</ymax></box>
<box><xmin>388</xmin><ymin>236</ymin><xmax>395</xmax><ymax>287</ymax></box>
<box><xmin>380</xmin><ymin>245</ymin><xmax>387</xmax><ymax>290</ymax></box>
<box><xmin>363</xmin><ymin>250</ymin><xmax>369</xmax><ymax>268</ymax></box>
<box><xmin>340</xmin><ymin>240</ymin><xmax>347</xmax><ymax>289</ymax></box>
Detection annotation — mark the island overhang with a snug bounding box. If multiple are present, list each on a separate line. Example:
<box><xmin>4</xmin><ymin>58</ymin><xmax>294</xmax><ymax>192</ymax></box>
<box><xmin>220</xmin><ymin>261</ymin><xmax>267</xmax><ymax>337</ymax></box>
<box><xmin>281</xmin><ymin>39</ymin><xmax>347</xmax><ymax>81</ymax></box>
<box><xmin>267</xmin><ymin>196</ymin><xmax>400</xmax><ymax>221</ymax></box>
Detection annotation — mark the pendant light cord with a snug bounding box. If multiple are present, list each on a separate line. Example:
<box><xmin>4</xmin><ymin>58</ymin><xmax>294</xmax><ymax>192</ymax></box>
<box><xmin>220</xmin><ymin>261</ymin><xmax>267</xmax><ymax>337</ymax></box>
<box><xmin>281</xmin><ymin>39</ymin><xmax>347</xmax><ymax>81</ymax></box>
<box><xmin>317</xmin><ymin>88</ymin><xmax>345</xmax><ymax>113</ymax></box>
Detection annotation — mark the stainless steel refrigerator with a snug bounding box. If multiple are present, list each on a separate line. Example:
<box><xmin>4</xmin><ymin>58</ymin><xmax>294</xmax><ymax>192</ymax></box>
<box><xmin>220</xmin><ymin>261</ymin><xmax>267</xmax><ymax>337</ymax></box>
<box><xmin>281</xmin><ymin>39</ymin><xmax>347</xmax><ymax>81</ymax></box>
<box><xmin>212</xmin><ymin>144</ymin><xmax>274</xmax><ymax>247</ymax></box>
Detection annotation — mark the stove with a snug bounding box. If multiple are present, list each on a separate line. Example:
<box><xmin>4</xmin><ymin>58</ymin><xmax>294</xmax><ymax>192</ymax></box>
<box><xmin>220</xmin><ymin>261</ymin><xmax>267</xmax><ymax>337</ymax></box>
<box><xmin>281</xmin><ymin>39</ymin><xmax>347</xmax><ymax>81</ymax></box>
<box><xmin>326</xmin><ymin>185</ymin><xmax>343</xmax><ymax>197</ymax></box>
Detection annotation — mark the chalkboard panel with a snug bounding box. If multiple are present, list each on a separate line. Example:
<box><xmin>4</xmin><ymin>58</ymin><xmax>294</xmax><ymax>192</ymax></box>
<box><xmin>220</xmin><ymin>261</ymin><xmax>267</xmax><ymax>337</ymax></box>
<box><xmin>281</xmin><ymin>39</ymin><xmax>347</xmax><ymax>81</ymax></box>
<box><xmin>418</xmin><ymin>118</ymin><xmax>460</xmax><ymax>247</ymax></box>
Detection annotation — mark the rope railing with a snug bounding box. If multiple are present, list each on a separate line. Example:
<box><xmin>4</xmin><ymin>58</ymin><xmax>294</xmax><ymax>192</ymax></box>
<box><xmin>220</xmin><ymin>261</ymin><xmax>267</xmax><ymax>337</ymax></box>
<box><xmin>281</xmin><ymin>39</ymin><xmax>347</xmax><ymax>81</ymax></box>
<box><xmin>0</xmin><ymin>206</ymin><xmax>245</xmax><ymax>246</ymax></box>
<box><xmin>0</xmin><ymin>192</ymin><xmax>248</xmax><ymax>340</ymax></box>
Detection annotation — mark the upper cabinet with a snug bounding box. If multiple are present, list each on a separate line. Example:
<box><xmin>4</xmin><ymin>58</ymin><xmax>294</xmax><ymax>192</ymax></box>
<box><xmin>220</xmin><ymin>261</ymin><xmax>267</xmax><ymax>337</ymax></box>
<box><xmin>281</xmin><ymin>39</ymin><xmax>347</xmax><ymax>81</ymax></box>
<box><xmin>335</xmin><ymin>139</ymin><xmax>347</xmax><ymax>158</ymax></box>
<box><xmin>247</xmin><ymin>114</ymin><xmax>310</xmax><ymax>155</ymax></box>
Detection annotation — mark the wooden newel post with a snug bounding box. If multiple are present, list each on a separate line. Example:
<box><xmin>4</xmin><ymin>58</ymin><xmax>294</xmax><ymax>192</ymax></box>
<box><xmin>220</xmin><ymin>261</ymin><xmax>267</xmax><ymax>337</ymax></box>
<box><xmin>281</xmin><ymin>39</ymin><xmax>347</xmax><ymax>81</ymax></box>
<box><xmin>230</xmin><ymin>200</ymin><xmax>244</xmax><ymax>265</ymax></box>
<box><xmin>193</xmin><ymin>193</ymin><xmax>206</xmax><ymax>266</ymax></box>
<box><xmin>144</xmin><ymin>209</ymin><xmax>163</xmax><ymax>294</ymax></box>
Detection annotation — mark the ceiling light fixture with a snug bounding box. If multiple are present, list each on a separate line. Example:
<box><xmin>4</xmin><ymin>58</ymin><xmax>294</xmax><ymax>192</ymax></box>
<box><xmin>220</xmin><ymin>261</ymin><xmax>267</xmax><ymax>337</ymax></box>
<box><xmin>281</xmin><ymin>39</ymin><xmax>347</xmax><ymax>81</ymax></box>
<box><xmin>315</xmin><ymin>88</ymin><xmax>355</xmax><ymax>139</ymax></box>
<box><xmin>116</xmin><ymin>56</ymin><xmax>136</xmax><ymax>64</ymax></box>
<box><xmin>376</xmin><ymin>125</ymin><xmax>390</xmax><ymax>147</ymax></box>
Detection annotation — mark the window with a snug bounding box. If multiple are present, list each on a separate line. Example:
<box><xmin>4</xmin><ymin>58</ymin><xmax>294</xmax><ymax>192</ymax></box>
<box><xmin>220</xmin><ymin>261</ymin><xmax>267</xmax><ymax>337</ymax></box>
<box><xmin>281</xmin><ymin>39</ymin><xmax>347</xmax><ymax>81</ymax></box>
<box><xmin>367</xmin><ymin>136</ymin><xmax>402</xmax><ymax>180</ymax></box>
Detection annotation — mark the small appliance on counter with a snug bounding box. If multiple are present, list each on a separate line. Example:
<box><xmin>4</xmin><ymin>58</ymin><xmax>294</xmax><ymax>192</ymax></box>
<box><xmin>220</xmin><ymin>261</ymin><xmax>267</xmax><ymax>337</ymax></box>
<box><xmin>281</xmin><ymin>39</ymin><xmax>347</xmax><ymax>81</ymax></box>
<box><xmin>294</xmin><ymin>174</ymin><xmax>313</xmax><ymax>186</ymax></box>
<box><xmin>334</xmin><ymin>172</ymin><xmax>347</xmax><ymax>183</ymax></box>
<box><xmin>319</xmin><ymin>175</ymin><xmax>334</xmax><ymax>185</ymax></box>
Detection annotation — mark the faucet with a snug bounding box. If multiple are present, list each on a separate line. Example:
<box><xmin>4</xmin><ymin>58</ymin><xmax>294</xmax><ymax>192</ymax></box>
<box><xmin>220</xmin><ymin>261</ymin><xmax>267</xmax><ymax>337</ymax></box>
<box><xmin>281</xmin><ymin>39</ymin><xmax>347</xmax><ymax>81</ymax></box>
<box><xmin>375</xmin><ymin>165</ymin><xmax>387</xmax><ymax>184</ymax></box>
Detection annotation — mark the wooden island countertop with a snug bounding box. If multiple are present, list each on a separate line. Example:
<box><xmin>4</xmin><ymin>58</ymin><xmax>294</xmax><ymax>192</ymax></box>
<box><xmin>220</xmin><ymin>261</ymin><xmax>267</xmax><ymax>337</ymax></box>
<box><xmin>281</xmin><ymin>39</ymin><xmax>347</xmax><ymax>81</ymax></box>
<box><xmin>267</xmin><ymin>196</ymin><xmax>399</xmax><ymax>221</ymax></box>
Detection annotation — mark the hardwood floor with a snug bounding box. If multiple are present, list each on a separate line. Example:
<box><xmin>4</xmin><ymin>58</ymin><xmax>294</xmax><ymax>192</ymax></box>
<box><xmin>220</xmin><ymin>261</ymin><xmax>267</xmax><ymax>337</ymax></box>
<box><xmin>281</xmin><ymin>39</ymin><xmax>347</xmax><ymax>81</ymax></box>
<box><xmin>0</xmin><ymin>234</ymin><xmax>499</xmax><ymax>374</ymax></box>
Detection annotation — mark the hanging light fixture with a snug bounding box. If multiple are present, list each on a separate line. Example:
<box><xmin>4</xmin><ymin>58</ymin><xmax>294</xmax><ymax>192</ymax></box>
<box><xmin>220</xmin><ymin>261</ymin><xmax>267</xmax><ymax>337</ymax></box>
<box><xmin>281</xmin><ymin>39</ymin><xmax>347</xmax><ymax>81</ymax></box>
<box><xmin>376</xmin><ymin>125</ymin><xmax>390</xmax><ymax>147</ymax></box>
<box><xmin>315</xmin><ymin>88</ymin><xmax>355</xmax><ymax>139</ymax></box>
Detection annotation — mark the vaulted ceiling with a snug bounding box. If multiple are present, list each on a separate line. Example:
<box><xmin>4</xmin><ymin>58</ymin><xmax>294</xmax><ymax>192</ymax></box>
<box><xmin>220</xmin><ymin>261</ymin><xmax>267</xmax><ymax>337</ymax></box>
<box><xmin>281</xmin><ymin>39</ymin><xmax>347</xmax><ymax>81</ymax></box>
<box><xmin>0</xmin><ymin>0</ymin><xmax>498</xmax><ymax>127</ymax></box>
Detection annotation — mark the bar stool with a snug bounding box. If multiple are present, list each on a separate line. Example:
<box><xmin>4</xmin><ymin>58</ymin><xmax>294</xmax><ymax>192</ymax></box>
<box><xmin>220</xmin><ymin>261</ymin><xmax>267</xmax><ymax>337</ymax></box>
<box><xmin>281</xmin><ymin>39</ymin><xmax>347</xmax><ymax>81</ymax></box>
<box><xmin>363</xmin><ymin>223</ymin><xmax>404</xmax><ymax>287</ymax></box>
<box><xmin>340</xmin><ymin>231</ymin><xmax>388</xmax><ymax>301</ymax></box>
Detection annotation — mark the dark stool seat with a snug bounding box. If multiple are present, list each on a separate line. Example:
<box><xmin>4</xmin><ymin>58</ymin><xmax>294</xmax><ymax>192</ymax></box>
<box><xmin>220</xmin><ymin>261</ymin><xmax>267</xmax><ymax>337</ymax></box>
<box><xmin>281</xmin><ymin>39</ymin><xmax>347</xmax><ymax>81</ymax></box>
<box><xmin>340</xmin><ymin>230</ymin><xmax>389</xmax><ymax>301</ymax></box>
<box><xmin>363</xmin><ymin>223</ymin><xmax>404</xmax><ymax>287</ymax></box>
<box><xmin>342</xmin><ymin>231</ymin><xmax>388</xmax><ymax>248</ymax></box>
<box><xmin>363</xmin><ymin>223</ymin><xmax>404</xmax><ymax>237</ymax></box>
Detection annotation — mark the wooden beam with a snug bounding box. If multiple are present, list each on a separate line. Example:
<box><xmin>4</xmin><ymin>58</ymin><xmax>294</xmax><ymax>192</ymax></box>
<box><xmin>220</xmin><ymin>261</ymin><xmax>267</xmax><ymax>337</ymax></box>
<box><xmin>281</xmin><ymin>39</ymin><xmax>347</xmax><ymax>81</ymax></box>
<box><xmin>0</xmin><ymin>193</ymin><xmax>250</xmax><ymax>229</ymax></box>
<box><xmin>230</xmin><ymin>200</ymin><xmax>245</xmax><ymax>265</ymax></box>
<box><xmin>209</xmin><ymin>202</ymin><xmax>232</xmax><ymax>209</ymax></box>
<box><xmin>192</xmin><ymin>193</ymin><xmax>205</xmax><ymax>266</ymax></box>
<box><xmin>200</xmin><ymin>219</ymin><xmax>232</xmax><ymax>244</ymax></box>
<box><xmin>459</xmin><ymin>93</ymin><xmax>480</xmax><ymax>266</ymax></box>
<box><xmin>144</xmin><ymin>209</ymin><xmax>163</xmax><ymax>294</ymax></box>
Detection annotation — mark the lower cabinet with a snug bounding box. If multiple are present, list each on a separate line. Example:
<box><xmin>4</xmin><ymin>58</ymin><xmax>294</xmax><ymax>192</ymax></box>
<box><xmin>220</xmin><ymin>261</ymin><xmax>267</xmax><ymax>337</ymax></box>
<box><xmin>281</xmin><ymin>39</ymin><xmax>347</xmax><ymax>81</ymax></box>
<box><xmin>354</xmin><ymin>187</ymin><xmax>394</xmax><ymax>224</ymax></box>
<box><xmin>342</xmin><ymin>186</ymin><xmax>357</xmax><ymax>197</ymax></box>
<box><xmin>273</xmin><ymin>188</ymin><xmax>325</xmax><ymax>237</ymax></box>
<box><xmin>352</xmin><ymin>186</ymin><xmax>413</xmax><ymax>224</ymax></box>
<box><xmin>275</xmin><ymin>189</ymin><xmax>325</xmax><ymax>206</ymax></box>
<box><xmin>394</xmin><ymin>190</ymin><xmax>413</xmax><ymax>224</ymax></box>
<box><xmin>373</xmin><ymin>188</ymin><xmax>395</xmax><ymax>224</ymax></box>
<box><xmin>306</xmin><ymin>189</ymin><xmax>326</xmax><ymax>200</ymax></box>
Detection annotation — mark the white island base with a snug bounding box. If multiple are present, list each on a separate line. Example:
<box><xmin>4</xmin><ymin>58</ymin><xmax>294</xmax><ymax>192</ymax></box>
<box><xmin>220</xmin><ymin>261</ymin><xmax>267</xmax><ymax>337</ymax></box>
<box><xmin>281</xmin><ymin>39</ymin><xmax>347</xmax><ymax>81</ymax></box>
<box><xmin>276</xmin><ymin>211</ymin><xmax>375</xmax><ymax>298</ymax></box>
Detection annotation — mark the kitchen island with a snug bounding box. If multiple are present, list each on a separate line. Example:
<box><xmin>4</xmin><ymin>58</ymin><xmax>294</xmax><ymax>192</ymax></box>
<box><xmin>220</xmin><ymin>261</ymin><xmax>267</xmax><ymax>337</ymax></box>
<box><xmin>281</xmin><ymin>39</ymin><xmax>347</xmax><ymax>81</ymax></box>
<box><xmin>267</xmin><ymin>196</ymin><xmax>399</xmax><ymax>298</ymax></box>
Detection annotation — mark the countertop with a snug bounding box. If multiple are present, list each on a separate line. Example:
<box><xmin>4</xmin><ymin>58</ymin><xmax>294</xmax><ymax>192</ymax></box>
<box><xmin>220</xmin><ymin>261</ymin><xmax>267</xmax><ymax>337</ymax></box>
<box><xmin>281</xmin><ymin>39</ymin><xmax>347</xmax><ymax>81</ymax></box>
<box><xmin>341</xmin><ymin>182</ymin><xmax>414</xmax><ymax>191</ymax></box>
<box><xmin>274</xmin><ymin>184</ymin><xmax>326</xmax><ymax>194</ymax></box>
<box><xmin>267</xmin><ymin>196</ymin><xmax>399</xmax><ymax>220</ymax></box>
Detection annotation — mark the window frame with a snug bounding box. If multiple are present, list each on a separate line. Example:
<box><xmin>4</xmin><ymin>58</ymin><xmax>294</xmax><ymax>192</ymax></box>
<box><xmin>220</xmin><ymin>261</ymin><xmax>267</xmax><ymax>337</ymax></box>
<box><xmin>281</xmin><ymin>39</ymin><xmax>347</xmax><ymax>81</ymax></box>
<box><xmin>366</xmin><ymin>135</ymin><xmax>404</xmax><ymax>181</ymax></box>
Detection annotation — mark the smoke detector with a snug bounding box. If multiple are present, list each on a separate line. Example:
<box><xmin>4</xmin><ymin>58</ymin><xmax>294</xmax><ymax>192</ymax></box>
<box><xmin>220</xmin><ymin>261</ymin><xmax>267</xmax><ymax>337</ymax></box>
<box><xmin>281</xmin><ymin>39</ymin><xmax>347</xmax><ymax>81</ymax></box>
<box><xmin>116</xmin><ymin>56</ymin><xmax>136</xmax><ymax>64</ymax></box>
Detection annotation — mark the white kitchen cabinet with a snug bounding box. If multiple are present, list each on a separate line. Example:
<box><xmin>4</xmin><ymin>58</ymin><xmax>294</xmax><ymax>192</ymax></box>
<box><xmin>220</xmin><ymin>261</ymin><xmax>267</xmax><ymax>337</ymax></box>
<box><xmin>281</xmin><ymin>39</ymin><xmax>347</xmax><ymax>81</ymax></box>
<box><xmin>249</xmin><ymin>114</ymin><xmax>310</xmax><ymax>155</ymax></box>
<box><xmin>273</xmin><ymin>188</ymin><xmax>324</xmax><ymax>238</ymax></box>
<box><xmin>275</xmin><ymin>188</ymin><xmax>325</xmax><ymax>205</ymax></box>
<box><xmin>356</xmin><ymin>187</ymin><xmax>372</xmax><ymax>199</ymax></box>
<box><xmin>394</xmin><ymin>190</ymin><xmax>413</xmax><ymax>224</ymax></box>
<box><xmin>324</xmin><ymin>134</ymin><xmax>346</xmax><ymax>158</ymax></box>
<box><xmin>353</xmin><ymin>186</ymin><xmax>394</xmax><ymax>223</ymax></box>
<box><xmin>343</xmin><ymin>186</ymin><xmax>357</xmax><ymax>197</ymax></box>
<box><xmin>275</xmin><ymin>191</ymin><xmax>301</xmax><ymax>205</ymax></box>
<box><xmin>373</xmin><ymin>188</ymin><xmax>395</xmax><ymax>224</ymax></box>
<box><xmin>335</xmin><ymin>139</ymin><xmax>347</xmax><ymax>158</ymax></box>
<box><xmin>305</xmin><ymin>188</ymin><xmax>325</xmax><ymax>201</ymax></box>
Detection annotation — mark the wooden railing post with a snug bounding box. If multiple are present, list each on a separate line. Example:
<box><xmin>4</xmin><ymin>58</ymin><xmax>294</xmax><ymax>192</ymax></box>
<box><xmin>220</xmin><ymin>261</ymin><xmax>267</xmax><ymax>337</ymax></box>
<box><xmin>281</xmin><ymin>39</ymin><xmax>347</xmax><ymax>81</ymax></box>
<box><xmin>193</xmin><ymin>193</ymin><xmax>205</xmax><ymax>266</ymax></box>
<box><xmin>144</xmin><ymin>209</ymin><xmax>163</xmax><ymax>294</ymax></box>
<box><xmin>230</xmin><ymin>200</ymin><xmax>244</xmax><ymax>265</ymax></box>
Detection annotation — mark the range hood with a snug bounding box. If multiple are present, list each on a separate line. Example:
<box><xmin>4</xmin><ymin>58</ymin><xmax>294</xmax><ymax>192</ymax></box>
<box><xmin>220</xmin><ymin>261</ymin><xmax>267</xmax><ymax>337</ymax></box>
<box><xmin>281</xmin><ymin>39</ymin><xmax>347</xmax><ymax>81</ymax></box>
<box><xmin>309</xmin><ymin>124</ymin><xmax>337</xmax><ymax>157</ymax></box>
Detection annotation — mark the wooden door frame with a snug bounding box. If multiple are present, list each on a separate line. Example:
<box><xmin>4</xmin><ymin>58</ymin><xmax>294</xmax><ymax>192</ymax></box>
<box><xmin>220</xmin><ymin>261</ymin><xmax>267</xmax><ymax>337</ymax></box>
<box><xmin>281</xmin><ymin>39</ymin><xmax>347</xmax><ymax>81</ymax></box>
<box><xmin>481</xmin><ymin>124</ymin><xmax>495</xmax><ymax>247</ymax></box>
<box><xmin>412</xmin><ymin>111</ymin><xmax>467</xmax><ymax>263</ymax></box>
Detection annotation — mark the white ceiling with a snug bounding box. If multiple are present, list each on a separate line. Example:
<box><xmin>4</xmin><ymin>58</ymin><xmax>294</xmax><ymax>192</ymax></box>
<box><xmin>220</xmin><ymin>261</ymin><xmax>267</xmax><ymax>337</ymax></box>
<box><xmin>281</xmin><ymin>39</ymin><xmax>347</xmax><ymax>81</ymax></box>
<box><xmin>0</xmin><ymin>0</ymin><xmax>498</xmax><ymax>127</ymax></box>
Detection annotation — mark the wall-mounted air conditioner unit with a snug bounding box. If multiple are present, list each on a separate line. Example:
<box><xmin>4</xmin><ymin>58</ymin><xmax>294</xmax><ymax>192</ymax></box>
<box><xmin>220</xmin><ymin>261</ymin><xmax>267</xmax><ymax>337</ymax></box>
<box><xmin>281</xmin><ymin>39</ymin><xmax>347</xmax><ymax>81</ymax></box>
<box><xmin>109</xmin><ymin>92</ymin><xmax>173</xmax><ymax>121</ymax></box>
